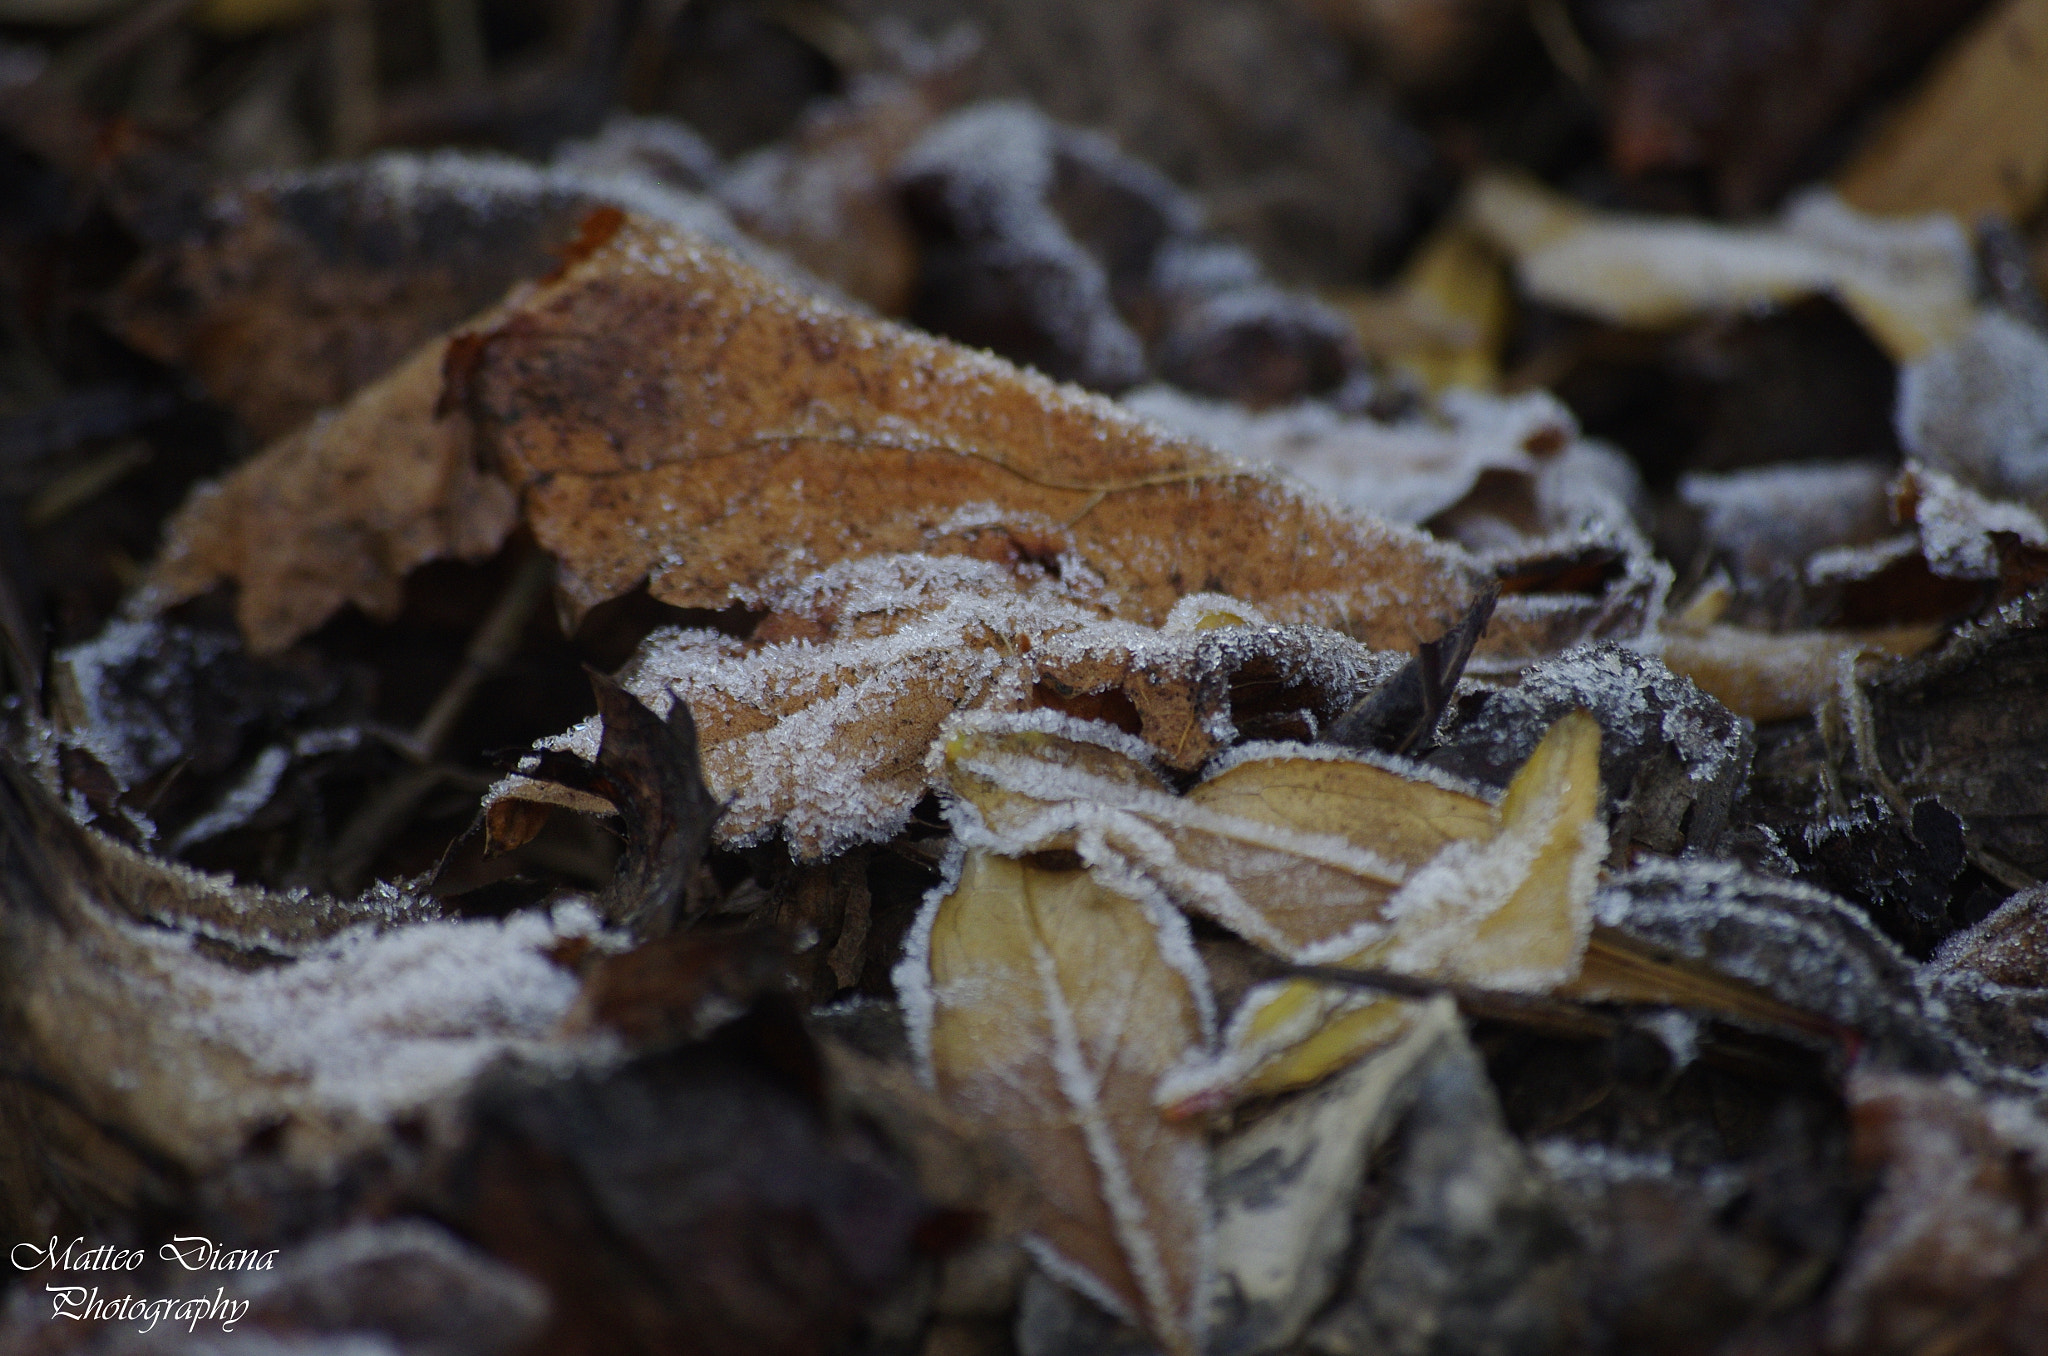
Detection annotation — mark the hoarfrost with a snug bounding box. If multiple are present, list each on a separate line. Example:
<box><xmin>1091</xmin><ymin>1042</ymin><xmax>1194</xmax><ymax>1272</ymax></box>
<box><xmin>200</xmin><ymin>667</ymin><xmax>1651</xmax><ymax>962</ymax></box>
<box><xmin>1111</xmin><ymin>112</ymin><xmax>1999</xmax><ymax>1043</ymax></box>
<box><xmin>1428</xmin><ymin>643</ymin><xmax>1753</xmax><ymax>856</ymax></box>
<box><xmin>162</xmin><ymin>901</ymin><xmax>615</xmax><ymax>1120</ymax></box>
<box><xmin>1898</xmin><ymin>309</ymin><xmax>2048</xmax><ymax>510</ymax></box>
<box><xmin>491</xmin><ymin>553</ymin><xmax>1389</xmax><ymax>860</ymax></box>
<box><xmin>1901</xmin><ymin>462</ymin><xmax>2048</xmax><ymax>579</ymax></box>
<box><xmin>1593</xmin><ymin>860</ymin><xmax>1957</xmax><ymax>1069</ymax></box>
<box><xmin>1120</xmin><ymin>385</ymin><xmax>1604</xmax><ymax>530</ymax></box>
<box><xmin>1680</xmin><ymin>462</ymin><xmax>1895</xmax><ymax>583</ymax></box>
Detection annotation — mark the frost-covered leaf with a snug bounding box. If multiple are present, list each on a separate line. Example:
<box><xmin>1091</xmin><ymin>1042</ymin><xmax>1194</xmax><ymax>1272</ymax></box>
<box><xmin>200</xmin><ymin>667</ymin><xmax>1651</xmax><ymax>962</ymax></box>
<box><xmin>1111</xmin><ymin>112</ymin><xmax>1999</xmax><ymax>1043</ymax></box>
<box><xmin>936</xmin><ymin>705</ymin><xmax>1601</xmax><ymax>1106</ymax></box>
<box><xmin>488</xmin><ymin>555</ymin><xmax>1399</xmax><ymax>860</ymax></box>
<box><xmin>939</xmin><ymin>707</ymin><xmax>1497</xmax><ymax>959</ymax></box>
<box><xmin>1857</xmin><ymin>588</ymin><xmax>2048</xmax><ymax>885</ymax></box>
<box><xmin>0</xmin><ymin>751</ymin><xmax>613</xmax><ymax>1195</ymax></box>
<box><xmin>143</xmin><ymin>210</ymin><xmax>1488</xmax><ymax>657</ymax></box>
<box><xmin>1427</xmin><ymin>641</ymin><xmax>1754</xmax><ymax>855</ymax></box>
<box><xmin>1583</xmin><ymin>859</ymin><xmax>1957</xmax><ymax>1069</ymax></box>
<box><xmin>901</xmin><ymin>849</ymin><xmax>1213</xmax><ymax>1355</ymax></box>
<box><xmin>1467</xmin><ymin>173</ymin><xmax>1977</xmax><ymax>362</ymax></box>
<box><xmin>1162</xmin><ymin>710</ymin><xmax>1604</xmax><ymax>1107</ymax></box>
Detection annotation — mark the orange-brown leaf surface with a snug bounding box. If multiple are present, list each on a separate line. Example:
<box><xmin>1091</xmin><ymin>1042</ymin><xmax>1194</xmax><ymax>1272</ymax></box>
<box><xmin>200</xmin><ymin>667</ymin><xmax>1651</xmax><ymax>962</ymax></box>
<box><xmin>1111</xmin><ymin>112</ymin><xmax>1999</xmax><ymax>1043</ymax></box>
<box><xmin>143</xmin><ymin>213</ymin><xmax>1485</xmax><ymax>655</ymax></box>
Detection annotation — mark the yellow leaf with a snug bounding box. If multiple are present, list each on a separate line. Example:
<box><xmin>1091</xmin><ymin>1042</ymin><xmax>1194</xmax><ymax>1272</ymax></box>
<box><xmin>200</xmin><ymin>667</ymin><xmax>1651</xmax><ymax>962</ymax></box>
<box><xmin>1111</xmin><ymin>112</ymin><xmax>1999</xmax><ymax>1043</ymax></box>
<box><xmin>903</xmin><ymin>850</ymin><xmax>1212</xmax><ymax>1355</ymax></box>
<box><xmin>1163</xmin><ymin>711</ymin><xmax>1604</xmax><ymax>1109</ymax></box>
<box><xmin>939</xmin><ymin>710</ymin><xmax>1502</xmax><ymax>958</ymax></box>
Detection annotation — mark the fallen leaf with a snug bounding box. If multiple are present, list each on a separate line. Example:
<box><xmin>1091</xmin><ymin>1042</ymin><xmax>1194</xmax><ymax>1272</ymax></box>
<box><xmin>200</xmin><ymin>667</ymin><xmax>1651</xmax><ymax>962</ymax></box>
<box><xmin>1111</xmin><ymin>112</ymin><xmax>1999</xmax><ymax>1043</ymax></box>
<box><xmin>143</xmin><ymin>210</ymin><xmax>1488</xmax><ymax>659</ymax></box>
<box><xmin>1328</xmin><ymin>220</ymin><xmax>1512</xmax><ymax>392</ymax></box>
<box><xmin>1659</xmin><ymin>620</ymin><xmax>1942</xmax><ymax>725</ymax></box>
<box><xmin>0</xmin><ymin>749</ymin><xmax>612</xmax><ymax>1217</ymax></box>
<box><xmin>1162</xmin><ymin>709</ymin><xmax>1603</xmax><ymax>1107</ymax></box>
<box><xmin>1467</xmin><ymin>172</ymin><xmax>1978</xmax><ymax>363</ymax></box>
<box><xmin>1824</xmin><ymin>1070</ymin><xmax>2048</xmax><ymax>1354</ymax></box>
<box><xmin>938</xmin><ymin>707</ymin><xmax>1497</xmax><ymax>960</ymax></box>
<box><xmin>1858</xmin><ymin>588</ymin><xmax>2048</xmax><ymax>885</ymax></box>
<box><xmin>109</xmin><ymin>154</ymin><xmax>777</xmax><ymax>443</ymax></box>
<box><xmin>1425</xmin><ymin>641</ymin><xmax>1754</xmax><ymax>858</ymax></box>
<box><xmin>1206</xmin><ymin>996</ymin><xmax>1464</xmax><ymax>1356</ymax></box>
<box><xmin>1303</xmin><ymin>1014</ymin><xmax>1583</xmax><ymax>1356</ymax></box>
<box><xmin>487</xmin><ymin>555</ymin><xmax>1401</xmax><ymax>860</ymax></box>
<box><xmin>720</xmin><ymin>72</ymin><xmax>952</xmax><ymax>314</ymax></box>
<box><xmin>1324</xmin><ymin>582</ymin><xmax>1496</xmax><ymax>756</ymax></box>
<box><xmin>525</xmin><ymin>669</ymin><xmax>721</xmax><ymax>938</ymax></box>
<box><xmin>1836</xmin><ymin>0</ymin><xmax>2048</xmax><ymax>223</ymax></box>
<box><xmin>900</xmin><ymin>849</ymin><xmax>1213</xmax><ymax>1355</ymax></box>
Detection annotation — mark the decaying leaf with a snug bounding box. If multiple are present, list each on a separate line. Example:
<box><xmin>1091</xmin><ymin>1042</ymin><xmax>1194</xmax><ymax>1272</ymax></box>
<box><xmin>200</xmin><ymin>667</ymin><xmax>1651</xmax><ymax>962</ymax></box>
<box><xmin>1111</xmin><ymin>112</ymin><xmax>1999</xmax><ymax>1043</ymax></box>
<box><xmin>109</xmin><ymin>154</ymin><xmax>787</xmax><ymax>443</ymax></box>
<box><xmin>1856</xmin><ymin>588</ymin><xmax>2048</xmax><ymax>885</ymax></box>
<box><xmin>142</xmin><ymin>210</ymin><xmax>1489</xmax><ymax>660</ymax></box>
<box><xmin>900</xmin><ymin>849</ymin><xmax>1213</xmax><ymax>1355</ymax></box>
<box><xmin>1824</xmin><ymin>1070</ymin><xmax>2048</xmax><ymax>1354</ymax></box>
<box><xmin>0</xmin><ymin>750</ymin><xmax>613</xmax><ymax>1232</ymax></box>
<box><xmin>1325</xmin><ymin>581</ymin><xmax>1496</xmax><ymax>757</ymax></box>
<box><xmin>1582</xmin><ymin>859</ymin><xmax>1958</xmax><ymax>1069</ymax></box>
<box><xmin>1206</xmin><ymin>996</ymin><xmax>1463</xmax><ymax>1356</ymax></box>
<box><xmin>486</xmin><ymin>555</ymin><xmax>1404</xmax><ymax>860</ymax></box>
<box><xmin>1467</xmin><ymin>172</ymin><xmax>1978</xmax><ymax>363</ymax></box>
<box><xmin>1426</xmin><ymin>641</ymin><xmax>1754</xmax><ymax>857</ymax></box>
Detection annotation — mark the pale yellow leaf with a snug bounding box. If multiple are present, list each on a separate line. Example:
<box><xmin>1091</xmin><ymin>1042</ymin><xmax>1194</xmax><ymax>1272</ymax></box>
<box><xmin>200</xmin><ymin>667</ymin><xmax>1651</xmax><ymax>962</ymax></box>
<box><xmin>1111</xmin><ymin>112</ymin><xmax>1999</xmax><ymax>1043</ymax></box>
<box><xmin>902</xmin><ymin>850</ymin><xmax>1212</xmax><ymax>1354</ymax></box>
<box><xmin>1161</xmin><ymin>711</ymin><xmax>1604</xmax><ymax>1109</ymax></box>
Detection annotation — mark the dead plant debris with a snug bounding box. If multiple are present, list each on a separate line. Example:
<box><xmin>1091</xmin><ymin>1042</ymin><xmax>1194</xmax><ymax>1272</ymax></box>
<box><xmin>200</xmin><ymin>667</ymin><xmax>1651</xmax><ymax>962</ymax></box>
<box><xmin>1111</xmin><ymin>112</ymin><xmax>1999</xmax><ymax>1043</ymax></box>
<box><xmin>4</xmin><ymin>2</ymin><xmax>2048</xmax><ymax>1353</ymax></box>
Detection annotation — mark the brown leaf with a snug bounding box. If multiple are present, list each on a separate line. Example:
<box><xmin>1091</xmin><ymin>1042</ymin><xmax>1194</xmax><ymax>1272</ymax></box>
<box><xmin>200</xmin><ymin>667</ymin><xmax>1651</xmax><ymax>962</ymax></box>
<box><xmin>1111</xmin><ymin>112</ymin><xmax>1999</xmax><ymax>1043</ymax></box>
<box><xmin>143</xmin><ymin>213</ymin><xmax>1485</xmax><ymax>657</ymax></box>
<box><xmin>1824</xmin><ymin>1071</ymin><xmax>2048</xmax><ymax>1354</ymax></box>
<box><xmin>109</xmin><ymin>156</ymin><xmax>773</xmax><ymax>443</ymax></box>
<box><xmin>903</xmin><ymin>850</ymin><xmax>1212</xmax><ymax>1354</ymax></box>
<box><xmin>488</xmin><ymin>557</ymin><xmax>1399</xmax><ymax>859</ymax></box>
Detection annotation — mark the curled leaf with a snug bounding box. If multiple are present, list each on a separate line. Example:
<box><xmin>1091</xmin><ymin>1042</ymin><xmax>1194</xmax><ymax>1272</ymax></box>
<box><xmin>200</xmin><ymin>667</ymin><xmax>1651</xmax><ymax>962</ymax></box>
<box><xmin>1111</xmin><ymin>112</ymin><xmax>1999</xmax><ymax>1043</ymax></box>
<box><xmin>489</xmin><ymin>555</ymin><xmax>1398</xmax><ymax>860</ymax></box>
<box><xmin>1164</xmin><ymin>710</ymin><xmax>1604</xmax><ymax>1108</ymax></box>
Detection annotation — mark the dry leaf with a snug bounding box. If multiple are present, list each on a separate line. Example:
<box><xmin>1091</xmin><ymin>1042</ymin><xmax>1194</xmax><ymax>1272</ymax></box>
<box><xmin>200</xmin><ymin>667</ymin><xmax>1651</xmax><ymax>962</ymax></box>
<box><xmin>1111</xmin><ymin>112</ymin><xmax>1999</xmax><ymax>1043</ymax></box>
<box><xmin>1329</xmin><ymin>221</ymin><xmax>1511</xmax><ymax>392</ymax></box>
<box><xmin>938</xmin><ymin>707</ymin><xmax>1497</xmax><ymax>960</ymax></box>
<box><xmin>934</xmin><ymin>705</ymin><xmax>1603</xmax><ymax>1106</ymax></box>
<box><xmin>1837</xmin><ymin>0</ymin><xmax>2048</xmax><ymax>223</ymax></box>
<box><xmin>899</xmin><ymin>849</ymin><xmax>1213</xmax><ymax>1355</ymax></box>
<box><xmin>720</xmin><ymin>73</ymin><xmax>952</xmax><ymax>314</ymax></box>
<box><xmin>110</xmin><ymin>154</ymin><xmax>777</xmax><ymax>443</ymax></box>
<box><xmin>0</xmin><ymin>752</ymin><xmax>607</xmax><ymax>1213</ymax></box>
<box><xmin>142</xmin><ymin>211</ymin><xmax>1487</xmax><ymax>658</ymax></box>
<box><xmin>1466</xmin><ymin>172</ymin><xmax>1977</xmax><ymax>362</ymax></box>
<box><xmin>1659</xmin><ymin>620</ymin><xmax>1940</xmax><ymax>723</ymax></box>
<box><xmin>488</xmin><ymin>555</ymin><xmax>1401</xmax><ymax>859</ymax></box>
<box><xmin>1162</xmin><ymin>709</ymin><xmax>1603</xmax><ymax>1107</ymax></box>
